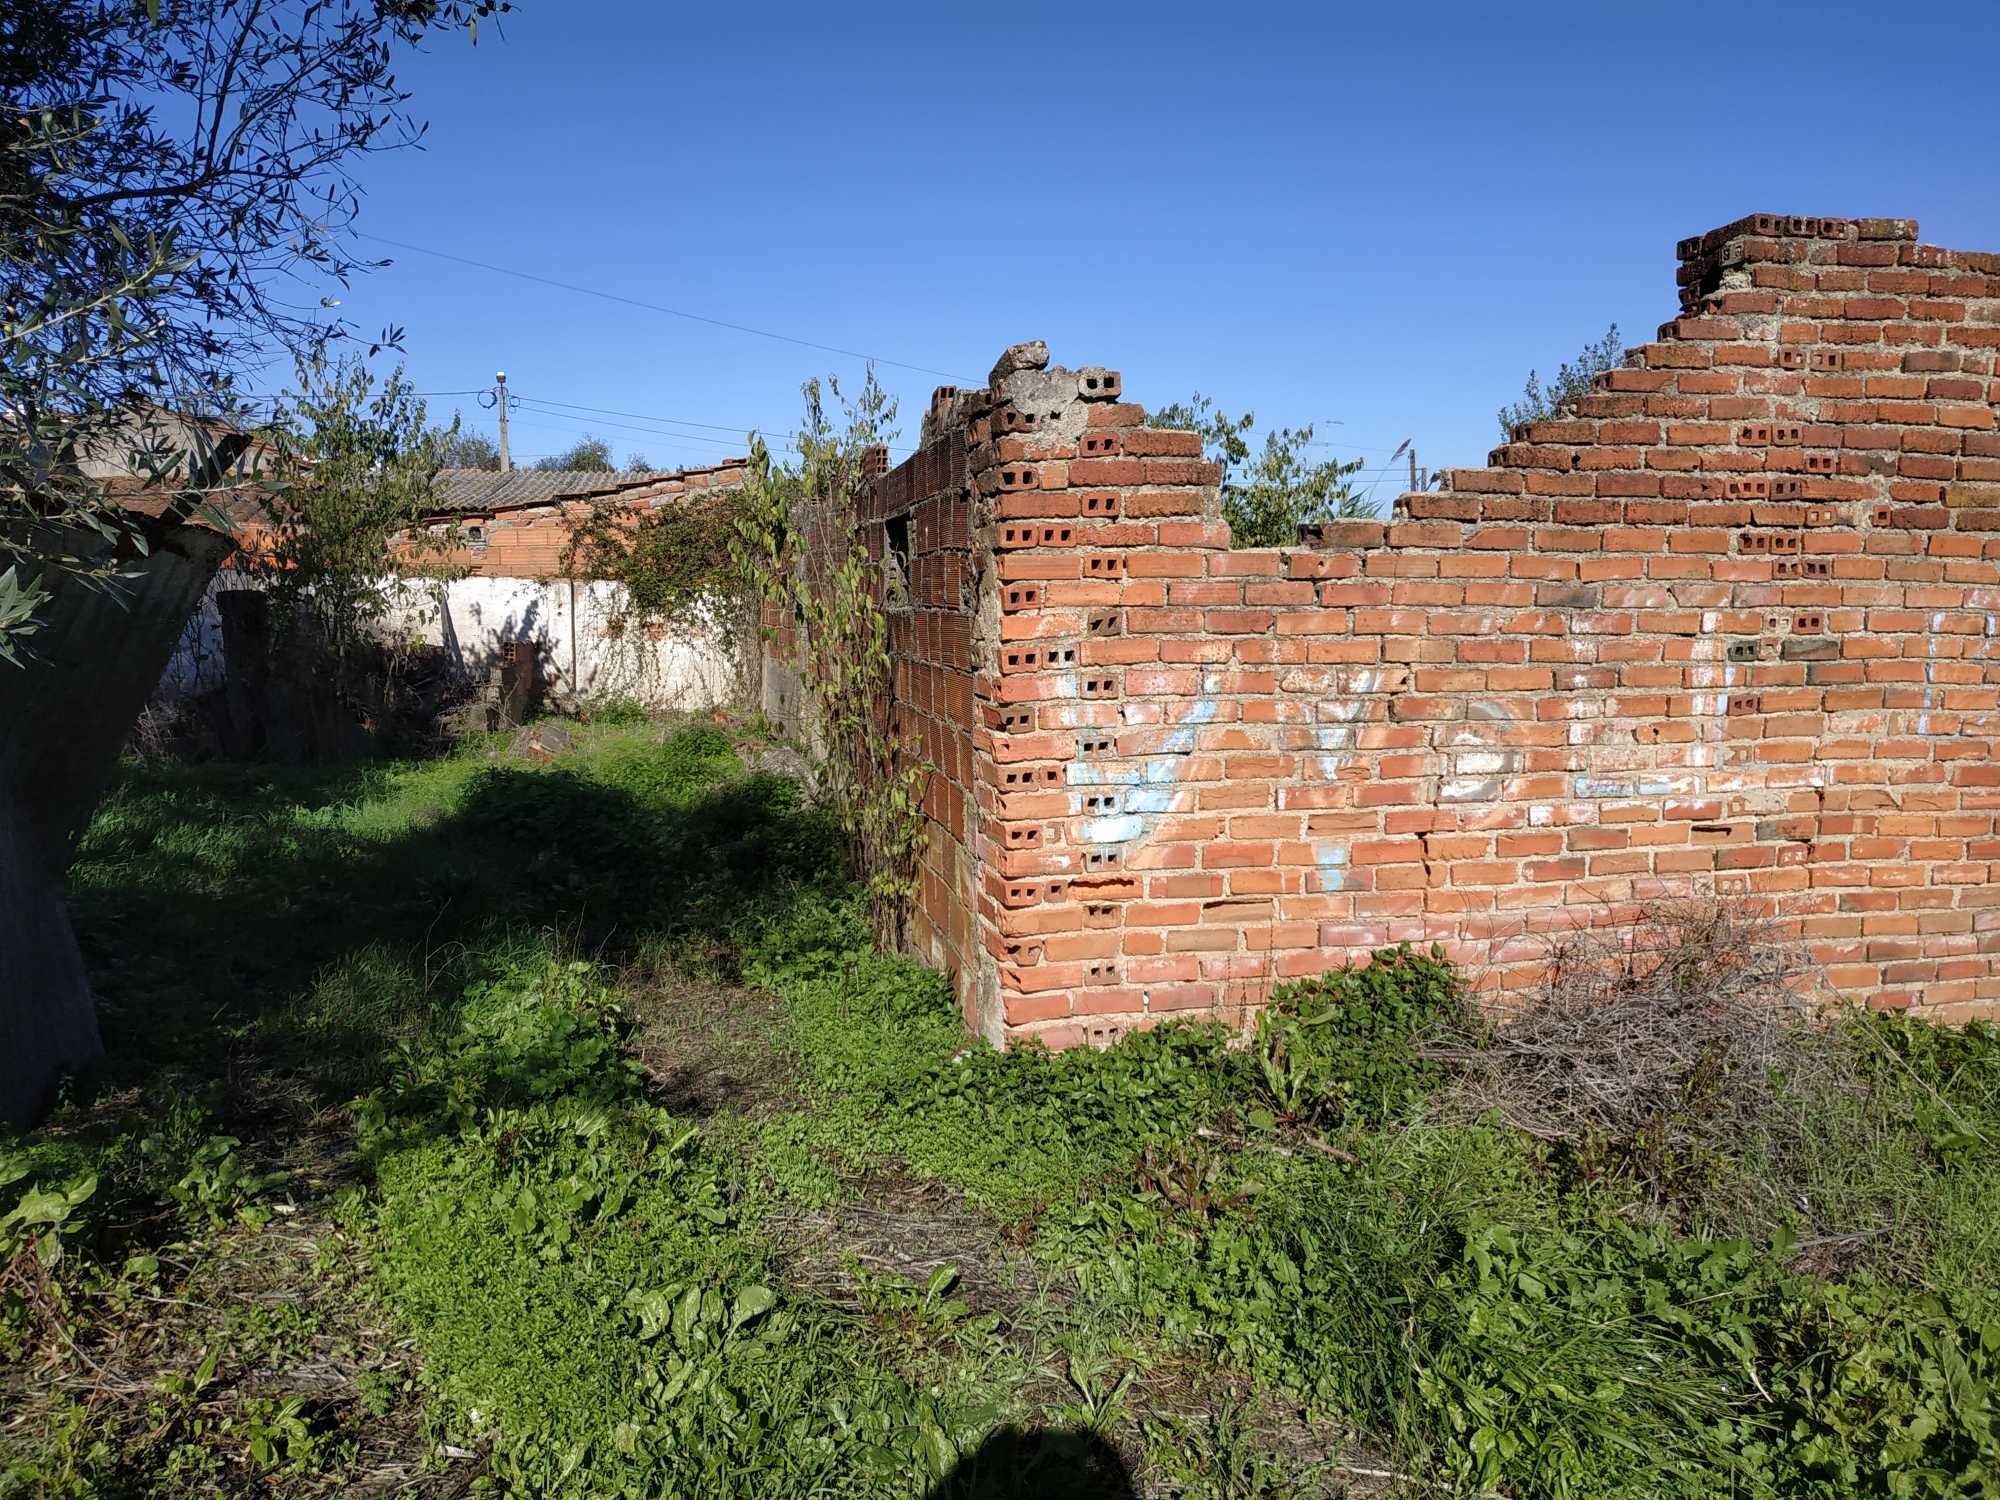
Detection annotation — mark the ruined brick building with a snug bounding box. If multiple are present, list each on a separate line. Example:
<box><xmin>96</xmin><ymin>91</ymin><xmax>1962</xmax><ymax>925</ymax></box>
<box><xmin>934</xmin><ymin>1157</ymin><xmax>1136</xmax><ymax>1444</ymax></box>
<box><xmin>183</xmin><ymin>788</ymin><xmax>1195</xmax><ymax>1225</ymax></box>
<box><xmin>790</xmin><ymin>214</ymin><xmax>2000</xmax><ymax>1047</ymax></box>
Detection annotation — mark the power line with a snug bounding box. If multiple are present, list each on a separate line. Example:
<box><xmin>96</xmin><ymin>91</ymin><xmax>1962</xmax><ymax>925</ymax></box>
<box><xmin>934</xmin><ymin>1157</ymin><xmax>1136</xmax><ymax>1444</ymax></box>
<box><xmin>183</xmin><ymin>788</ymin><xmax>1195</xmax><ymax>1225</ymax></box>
<box><xmin>1304</xmin><ymin>436</ymin><xmax>1425</xmax><ymax>455</ymax></box>
<box><xmin>443</xmin><ymin>375</ymin><xmax>1387</xmax><ymax>468</ymax></box>
<box><xmin>510</xmin><ymin>394</ymin><xmax>791</xmax><ymax>437</ymax></box>
<box><xmin>505</xmin><ymin>410</ymin><xmax>751</xmax><ymax>455</ymax></box>
<box><xmin>508</xmin><ymin>394</ymin><xmax>916</xmax><ymax>454</ymax></box>
<box><xmin>1355</xmin><ymin>453</ymin><xmax>1411</xmax><ymax>505</ymax></box>
<box><xmin>500</xmin><ymin>420</ymin><xmax>746</xmax><ymax>467</ymax></box>
<box><xmin>355</xmin><ymin>232</ymin><xmax>972</xmax><ymax>382</ymax></box>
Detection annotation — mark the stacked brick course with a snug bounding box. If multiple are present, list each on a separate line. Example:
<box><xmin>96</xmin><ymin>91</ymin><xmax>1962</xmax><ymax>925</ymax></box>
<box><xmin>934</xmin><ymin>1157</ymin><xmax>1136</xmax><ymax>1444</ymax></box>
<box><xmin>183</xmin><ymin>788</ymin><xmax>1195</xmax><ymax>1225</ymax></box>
<box><xmin>841</xmin><ymin>216</ymin><xmax>2000</xmax><ymax>1045</ymax></box>
<box><xmin>854</xmin><ymin>430</ymin><xmax>982</xmax><ymax>989</ymax></box>
<box><xmin>428</xmin><ymin>461</ymin><xmax>746</xmax><ymax>577</ymax></box>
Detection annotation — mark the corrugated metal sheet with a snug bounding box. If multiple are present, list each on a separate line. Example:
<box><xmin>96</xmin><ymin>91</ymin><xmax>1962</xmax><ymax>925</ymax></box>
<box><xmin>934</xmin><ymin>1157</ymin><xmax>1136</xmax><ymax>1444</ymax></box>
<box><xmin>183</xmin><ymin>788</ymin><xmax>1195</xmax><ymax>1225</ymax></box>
<box><xmin>427</xmin><ymin>468</ymin><xmax>663</xmax><ymax>514</ymax></box>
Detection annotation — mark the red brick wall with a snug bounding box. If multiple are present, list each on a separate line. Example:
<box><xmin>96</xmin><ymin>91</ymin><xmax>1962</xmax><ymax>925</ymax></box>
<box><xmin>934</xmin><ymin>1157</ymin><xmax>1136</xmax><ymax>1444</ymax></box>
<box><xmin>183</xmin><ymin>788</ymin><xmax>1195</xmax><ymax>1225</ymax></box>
<box><xmin>854</xmin><ymin>427</ymin><xmax>983</xmax><ymax>1012</ymax></box>
<box><xmin>418</xmin><ymin>462</ymin><xmax>745</xmax><ymax>578</ymax></box>
<box><xmin>755</xmin><ymin>433</ymin><xmax>985</xmax><ymax>1021</ymax></box>
<box><xmin>848</xmin><ymin>215</ymin><xmax>2000</xmax><ymax>1046</ymax></box>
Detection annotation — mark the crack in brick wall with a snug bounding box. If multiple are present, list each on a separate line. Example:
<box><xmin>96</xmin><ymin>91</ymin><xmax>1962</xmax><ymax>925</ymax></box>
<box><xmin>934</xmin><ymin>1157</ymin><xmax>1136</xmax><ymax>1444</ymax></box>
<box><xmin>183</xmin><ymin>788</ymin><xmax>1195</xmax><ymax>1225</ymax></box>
<box><xmin>828</xmin><ymin>214</ymin><xmax>2000</xmax><ymax>1045</ymax></box>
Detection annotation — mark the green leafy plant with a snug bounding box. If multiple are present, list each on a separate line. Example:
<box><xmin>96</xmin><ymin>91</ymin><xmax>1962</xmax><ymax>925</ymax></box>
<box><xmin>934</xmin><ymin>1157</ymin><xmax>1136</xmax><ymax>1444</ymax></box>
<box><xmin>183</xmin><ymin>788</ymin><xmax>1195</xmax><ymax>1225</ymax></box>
<box><xmin>136</xmin><ymin>1101</ymin><xmax>289</xmax><ymax>1227</ymax></box>
<box><xmin>0</xmin><ymin>1161</ymin><xmax>98</xmax><ymax>1357</ymax></box>
<box><xmin>254</xmin><ymin>351</ymin><xmax>465</xmax><ymax>654</ymax></box>
<box><xmin>229</xmin><ymin>1396</ymin><xmax>321</xmax><ymax>1473</ymax></box>
<box><xmin>561</xmin><ymin>483</ymin><xmax>750</xmax><ymax>650</ymax></box>
<box><xmin>1251</xmin><ymin>944</ymin><xmax>1473</xmax><ymax>1129</ymax></box>
<box><xmin>850</xmin><ymin>1263</ymin><xmax>1000</xmax><ymax>1356</ymax></box>
<box><xmin>731</xmin><ymin>372</ymin><xmax>932</xmax><ymax>940</ymax></box>
<box><xmin>584</xmin><ymin>694</ymin><xmax>651</xmax><ymax>725</ymax></box>
<box><xmin>1498</xmin><ymin>324</ymin><xmax>1625</xmax><ymax>440</ymax></box>
<box><xmin>1055</xmin><ymin>1342</ymin><xmax>1139</xmax><ymax>1435</ymax></box>
<box><xmin>143</xmin><ymin>1134</ymin><xmax>286</xmax><ymax>1228</ymax></box>
<box><xmin>1146</xmin><ymin>394</ymin><xmax>1371</xmax><ymax>546</ymax></box>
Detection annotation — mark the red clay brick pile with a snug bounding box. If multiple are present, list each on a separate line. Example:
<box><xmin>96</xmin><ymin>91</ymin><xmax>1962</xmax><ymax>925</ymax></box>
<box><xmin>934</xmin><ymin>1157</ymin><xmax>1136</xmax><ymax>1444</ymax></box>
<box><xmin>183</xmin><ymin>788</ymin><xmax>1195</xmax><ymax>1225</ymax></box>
<box><xmin>844</xmin><ymin>216</ymin><xmax>2000</xmax><ymax>1047</ymax></box>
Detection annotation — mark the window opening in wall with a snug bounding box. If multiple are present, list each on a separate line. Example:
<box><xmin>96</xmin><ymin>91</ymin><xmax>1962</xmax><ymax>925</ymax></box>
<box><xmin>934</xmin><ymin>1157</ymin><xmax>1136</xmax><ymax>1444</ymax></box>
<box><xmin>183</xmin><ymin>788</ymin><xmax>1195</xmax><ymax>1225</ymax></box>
<box><xmin>465</xmin><ymin>522</ymin><xmax>489</xmax><ymax>556</ymax></box>
<box><xmin>884</xmin><ymin>512</ymin><xmax>912</xmax><ymax>609</ymax></box>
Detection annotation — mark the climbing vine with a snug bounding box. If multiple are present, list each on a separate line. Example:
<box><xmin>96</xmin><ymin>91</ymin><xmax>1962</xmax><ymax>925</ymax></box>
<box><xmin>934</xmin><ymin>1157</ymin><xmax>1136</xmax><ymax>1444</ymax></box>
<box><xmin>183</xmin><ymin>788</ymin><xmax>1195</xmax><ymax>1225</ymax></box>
<box><xmin>556</xmin><ymin>479</ymin><xmax>757</xmax><ymax>709</ymax></box>
<box><xmin>560</xmin><ymin>487</ymin><xmax>745</xmax><ymax>637</ymax></box>
<box><xmin>731</xmin><ymin>372</ymin><xmax>930</xmax><ymax>940</ymax></box>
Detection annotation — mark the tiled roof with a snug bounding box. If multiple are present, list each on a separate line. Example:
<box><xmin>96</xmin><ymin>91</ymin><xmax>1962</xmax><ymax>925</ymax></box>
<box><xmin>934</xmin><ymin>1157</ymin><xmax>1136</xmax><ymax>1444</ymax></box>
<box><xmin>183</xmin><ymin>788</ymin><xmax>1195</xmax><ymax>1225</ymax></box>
<box><xmin>426</xmin><ymin>468</ymin><xmax>665</xmax><ymax>514</ymax></box>
<box><xmin>106</xmin><ymin>478</ymin><xmax>272</xmax><ymax>531</ymax></box>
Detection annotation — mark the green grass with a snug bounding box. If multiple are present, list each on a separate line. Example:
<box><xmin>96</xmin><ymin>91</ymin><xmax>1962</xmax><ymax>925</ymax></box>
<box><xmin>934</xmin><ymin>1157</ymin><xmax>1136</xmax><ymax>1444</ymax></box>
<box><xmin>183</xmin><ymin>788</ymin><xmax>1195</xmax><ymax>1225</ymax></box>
<box><xmin>4</xmin><ymin>719</ymin><xmax>1999</xmax><ymax>1497</ymax></box>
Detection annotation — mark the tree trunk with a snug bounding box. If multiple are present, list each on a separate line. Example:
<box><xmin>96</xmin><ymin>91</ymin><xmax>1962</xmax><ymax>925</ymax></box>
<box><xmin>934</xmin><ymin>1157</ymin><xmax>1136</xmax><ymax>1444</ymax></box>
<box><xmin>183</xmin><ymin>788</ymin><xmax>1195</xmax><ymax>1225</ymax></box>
<box><xmin>0</xmin><ymin>520</ymin><xmax>234</xmax><ymax>1126</ymax></box>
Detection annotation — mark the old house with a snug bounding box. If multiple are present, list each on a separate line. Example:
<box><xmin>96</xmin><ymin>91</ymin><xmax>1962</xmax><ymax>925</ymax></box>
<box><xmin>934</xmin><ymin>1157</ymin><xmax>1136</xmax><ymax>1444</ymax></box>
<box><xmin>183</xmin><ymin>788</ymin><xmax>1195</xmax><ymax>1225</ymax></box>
<box><xmin>160</xmin><ymin>456</ymin><xmax>750</xmax><ymax>718</ymax></box>
<box><xmin>390</xmin><ymin>459</ymin><xmax>749</xmax><ymax>708</ymax></box>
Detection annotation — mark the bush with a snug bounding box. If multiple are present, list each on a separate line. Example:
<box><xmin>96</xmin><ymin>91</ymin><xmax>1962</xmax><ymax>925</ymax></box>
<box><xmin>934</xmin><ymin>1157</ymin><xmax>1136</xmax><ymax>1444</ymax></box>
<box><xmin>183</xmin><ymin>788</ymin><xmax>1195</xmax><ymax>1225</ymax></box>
<box><xmin>1444</xmin><ymin>900</ymin><xmax>1823</xmax><ymax>1202</ymax></box>
<box><xmin>1250</xmin><ymin>945</ymin><xmax>1473</xmax><ymax>1129</ymax></box>
<box><xmin>586</xmin><ymin>694</ymin><xmax>650</xmax><ymax>725</ymax></box>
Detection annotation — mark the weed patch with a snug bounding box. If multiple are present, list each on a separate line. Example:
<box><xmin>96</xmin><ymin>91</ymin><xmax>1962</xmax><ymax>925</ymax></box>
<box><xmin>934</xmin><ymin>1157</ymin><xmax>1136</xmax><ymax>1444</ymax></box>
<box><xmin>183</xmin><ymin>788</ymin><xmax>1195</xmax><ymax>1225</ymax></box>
<box><xmin>362</xmin><ymin>954</ymin><xmax>1003</xmax><ymax>1493</ymax></box>
<box><xmin>6</xmin><ymin>724</ymin><xmax>1998</xmax><ymax>1497</ymax></box>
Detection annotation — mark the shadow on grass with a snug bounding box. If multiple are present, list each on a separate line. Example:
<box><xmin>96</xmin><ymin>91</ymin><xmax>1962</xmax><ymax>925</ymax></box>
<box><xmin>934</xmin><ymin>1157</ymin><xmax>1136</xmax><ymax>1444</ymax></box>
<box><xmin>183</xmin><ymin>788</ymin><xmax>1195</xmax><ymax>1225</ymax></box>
<box><xmin>61</xmin><ymin>742</ymin><xmax>841</xmax><ymax>1143</ymax></box>
<box><xmin>923</xmin><ymin>1427</ymin><xmax>1136</xmax><ymax>1500</ymax></box>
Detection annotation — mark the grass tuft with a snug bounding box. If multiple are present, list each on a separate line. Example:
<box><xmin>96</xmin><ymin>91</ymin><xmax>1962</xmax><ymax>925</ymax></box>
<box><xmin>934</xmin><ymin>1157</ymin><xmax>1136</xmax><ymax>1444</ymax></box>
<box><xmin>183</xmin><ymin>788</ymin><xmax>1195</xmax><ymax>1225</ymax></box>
<box><xmin>4</xmin><ymin>723</ymin><xmax>1997</xmax><ymax>1497</ymax></box>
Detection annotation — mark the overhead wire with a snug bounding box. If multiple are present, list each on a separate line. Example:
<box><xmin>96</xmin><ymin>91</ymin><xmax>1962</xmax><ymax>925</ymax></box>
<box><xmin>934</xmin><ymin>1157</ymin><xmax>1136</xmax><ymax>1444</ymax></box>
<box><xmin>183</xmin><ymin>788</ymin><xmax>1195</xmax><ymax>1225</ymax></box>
<box><xmin>354</xmin><ymin>231</ymin><xmax>974</xmax><ymax>382</ymax></box>
<box><xmin>1355</xmin><ymin>452</ymin><xmax>1414</xmax><ymax>505</ymax></box>
<box><xmin>507</xmin><ymin>407</ymin><xmax>750</xmax><ymax>451</ymax></box>
<box><xmin>507</xmin><ymin>395</ymin><xmax>917</xmax><ymax>454</ymax></box>
<box><xmin>359</xmin><ymin>237</ymin><xmax>1422</xmax><ymax>458</ymax></box>
<box><xmin>473</xmin><ymin>389</ymin><xmax>1387</xmax><ymax>466</ymax></box>
<box><xmin>497</xmin><ymin>417</ymin><xmax>747</xmax><ymax>469</ymax></box>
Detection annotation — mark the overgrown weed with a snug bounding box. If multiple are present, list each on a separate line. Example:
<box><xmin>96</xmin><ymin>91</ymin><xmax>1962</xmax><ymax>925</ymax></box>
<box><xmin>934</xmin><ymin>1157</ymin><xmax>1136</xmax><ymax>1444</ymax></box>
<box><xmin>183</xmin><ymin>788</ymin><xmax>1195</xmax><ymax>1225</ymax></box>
<box><xmin>5</xmin><ymin>723</ymin><xmax>1998</xmax><ymax>1497</ymax></box>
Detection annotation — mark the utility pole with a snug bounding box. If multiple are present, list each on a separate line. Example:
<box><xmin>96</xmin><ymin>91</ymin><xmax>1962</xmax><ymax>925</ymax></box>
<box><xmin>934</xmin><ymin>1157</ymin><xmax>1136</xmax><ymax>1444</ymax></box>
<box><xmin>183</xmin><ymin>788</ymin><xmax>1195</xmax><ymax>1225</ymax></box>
<box><xmin>495</xmin><ymin>371</ymin><xmax>510</xmax><ymax>473</ymax></box>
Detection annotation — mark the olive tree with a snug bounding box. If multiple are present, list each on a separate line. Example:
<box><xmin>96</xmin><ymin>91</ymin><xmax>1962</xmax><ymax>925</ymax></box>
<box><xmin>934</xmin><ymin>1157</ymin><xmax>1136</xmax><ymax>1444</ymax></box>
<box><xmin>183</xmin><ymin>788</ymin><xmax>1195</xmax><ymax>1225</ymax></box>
<box><xmin>2</xmin><ymin>0</ymin><xmax>511</xmax><ymax>659</ymax></box>
<box><xmin>0</xmin><ymin>0</ymin><xmax>511</xmax><ymax>1124</ymax></box>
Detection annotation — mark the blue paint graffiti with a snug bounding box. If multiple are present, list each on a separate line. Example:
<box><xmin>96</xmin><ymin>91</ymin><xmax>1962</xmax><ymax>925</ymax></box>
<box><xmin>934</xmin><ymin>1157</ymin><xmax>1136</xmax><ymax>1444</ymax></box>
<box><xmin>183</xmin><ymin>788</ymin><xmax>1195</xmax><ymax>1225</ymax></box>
<box><xmin>1918</xmin><ymin>611</ymin><xmax>1946</xmax><ymax>736</ymax></box>
<box><xmin>1067</xmin><ymin>696</ymin><xmax>1219</xmax><ymax>853</ymax></box>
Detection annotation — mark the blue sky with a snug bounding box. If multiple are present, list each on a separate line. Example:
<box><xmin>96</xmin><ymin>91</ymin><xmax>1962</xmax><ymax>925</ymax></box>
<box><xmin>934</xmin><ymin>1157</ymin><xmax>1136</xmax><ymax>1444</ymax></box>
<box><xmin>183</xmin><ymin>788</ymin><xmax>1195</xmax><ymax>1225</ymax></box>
<box><xmin>319</xmin><ymin>0</ymin><xmax>2000</xmax><ymax>492</ymax></box>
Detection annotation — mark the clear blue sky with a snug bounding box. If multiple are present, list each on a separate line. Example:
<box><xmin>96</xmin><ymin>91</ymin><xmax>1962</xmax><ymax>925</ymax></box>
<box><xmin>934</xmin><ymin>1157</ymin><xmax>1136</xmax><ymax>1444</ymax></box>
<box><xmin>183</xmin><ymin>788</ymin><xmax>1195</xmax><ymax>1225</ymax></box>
<box><xmin>320</xmin><ymin>0</ymin><xmax>2000</xmax><ymax>492</ymax></box>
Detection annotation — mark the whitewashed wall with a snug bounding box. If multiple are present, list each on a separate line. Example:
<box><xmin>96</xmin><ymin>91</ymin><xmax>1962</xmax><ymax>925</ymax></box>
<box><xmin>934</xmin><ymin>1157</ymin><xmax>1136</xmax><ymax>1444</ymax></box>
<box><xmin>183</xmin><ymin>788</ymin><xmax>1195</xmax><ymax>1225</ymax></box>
<box><xmin>160</xmin><ymin>573</ymin><xmax>742</xmax><ymax>712</ymax></box>
<box><xmin>158</xmin><ymin>567</ymin><xmax>242</xmax><ymax>701</ymax></box>
<box><xmin>381</xmin><ymin>575</ymin><xmax>741</xmax><ymax>709</ymax></box>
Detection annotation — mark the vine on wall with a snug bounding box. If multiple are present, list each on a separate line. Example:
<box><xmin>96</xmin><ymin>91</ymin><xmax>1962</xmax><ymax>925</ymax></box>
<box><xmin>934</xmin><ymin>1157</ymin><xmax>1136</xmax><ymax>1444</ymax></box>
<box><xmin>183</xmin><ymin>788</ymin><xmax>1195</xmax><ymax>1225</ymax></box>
<box><xmin>560</xmin><ymin>488</ymin><xmax>743</xmax><ymax>636</ymax></box>
<box><xmin>558</xmin><ymin>483</ymin><xmax>755</xmax><ymax>705</ymax></box>
<box><xmin>731</xmin><ymin>372</ymin><xmax>931</xmax><ymax>941</ymax></box>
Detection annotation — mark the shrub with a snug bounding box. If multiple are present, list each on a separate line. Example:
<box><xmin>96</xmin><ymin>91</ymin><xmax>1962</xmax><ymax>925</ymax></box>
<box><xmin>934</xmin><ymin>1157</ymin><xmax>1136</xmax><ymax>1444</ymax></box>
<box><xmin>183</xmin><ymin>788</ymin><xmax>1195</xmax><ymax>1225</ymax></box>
<box><xmin>1250</xmin><ymin>945</ymin><xmax>1474</xmax><ymax>1129</ymax></box>
<box><xmin>1762</xmin><ymin>1275</ymin><xmax>2000</xmax><ymax>1496</ymax></box>
<box><xmin>586</xmin><ymin>694</ymin><xmax>650</xmax><ymax>726</ymax></box>
<box><xmin>1443</xmin><ymin>900</ymin><xmax>1823</xmax><ymax>1201</ymax></box>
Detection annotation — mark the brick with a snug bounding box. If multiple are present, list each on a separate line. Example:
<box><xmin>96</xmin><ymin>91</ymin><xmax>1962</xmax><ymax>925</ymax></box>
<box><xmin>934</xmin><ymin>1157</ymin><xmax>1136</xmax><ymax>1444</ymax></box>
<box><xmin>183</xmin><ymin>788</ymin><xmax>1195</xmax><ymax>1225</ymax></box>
<box><xmin>817</xmin><ymin>229</ymin><xmax>2000</xmax><ymax>1049</ymax></box>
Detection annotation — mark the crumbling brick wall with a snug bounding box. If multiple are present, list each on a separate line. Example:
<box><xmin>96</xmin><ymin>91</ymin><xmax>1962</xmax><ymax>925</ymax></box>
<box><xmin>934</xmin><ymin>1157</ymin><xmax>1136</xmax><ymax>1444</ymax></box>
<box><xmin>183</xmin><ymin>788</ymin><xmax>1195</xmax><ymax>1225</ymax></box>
<box><xmin>851</xmin><ymin>215</ymin><xmax>2000</xmax><ymax>1045</ymax></box>
<box><xmin>850</xmin><ymin>436</ymin><xmax>983</xmax><ymax>989</ymax></box>
<box><xmin>433</xmin><ymin>461</ymin><xmax>746</xmax><ymax>577</ymax></box>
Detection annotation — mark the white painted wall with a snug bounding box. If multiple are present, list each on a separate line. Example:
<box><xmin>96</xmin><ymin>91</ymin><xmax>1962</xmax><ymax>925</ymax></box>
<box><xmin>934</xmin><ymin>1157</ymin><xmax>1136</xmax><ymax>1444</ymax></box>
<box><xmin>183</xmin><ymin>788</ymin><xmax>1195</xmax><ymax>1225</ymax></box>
<box><xmin>381</xmin><ymin>575</ymin><xmax>741</xmax><ymax>709</ymax></box>
<box><xmin>159</xmin><ymin>573</ymin><xmax>742</xmax><ymax>712</ymax></box>
<box><xmin>157</xmin><ymin>568</ymin><xmax>241</xmax><ymax>701</ymax></box>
